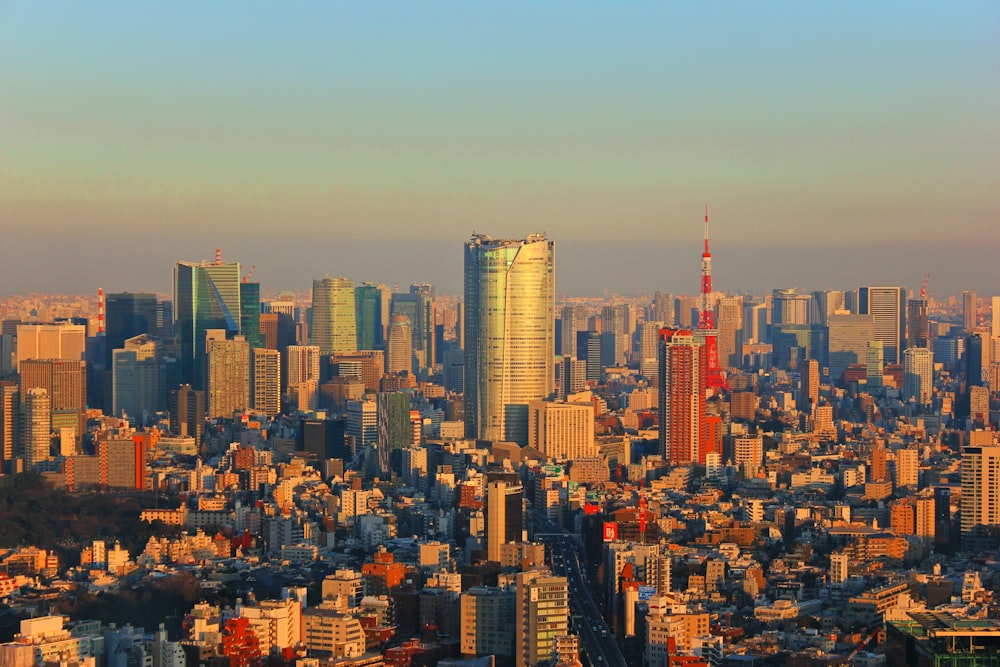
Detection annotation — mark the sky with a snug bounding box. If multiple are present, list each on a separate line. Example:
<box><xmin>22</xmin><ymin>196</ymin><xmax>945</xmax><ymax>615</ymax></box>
<box><xmin>2</xmin><ymin>2</ymin><xmax>998</xmax><ymax>298</ymax></box>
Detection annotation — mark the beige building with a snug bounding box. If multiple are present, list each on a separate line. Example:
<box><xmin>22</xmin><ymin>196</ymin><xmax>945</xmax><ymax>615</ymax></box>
<box><xmin>205</xmin><ymin>332</ymin><xmax>250</xmax><ymax>418</ymax></box>
<box><xmin>515</xmin><ymin>570</ymin><xmax>568</xmax><ymax>667</ymax></box>
<box><xmin>302</xmin><ymin>605</ymin><xmax>365</xmax><ymax>658</ymax></box>
<box><xmin>15</xmin><ymin>323</ymin><xmax>86</xmax><ymax>371</ymax></box>
<box><xmin>460</xmin><ymin>586</ymin><xmax>516</xmax><ymax>659</ymax></box>
<box><xmin>527</xmin><ymin>400</ymin><xmax>596</xmax><ymax>460</ymax></box>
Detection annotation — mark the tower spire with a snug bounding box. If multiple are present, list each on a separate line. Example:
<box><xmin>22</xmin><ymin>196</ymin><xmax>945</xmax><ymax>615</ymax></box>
<box><xmin>696</xmin><ymin>206</ymin><xmax>728</xmax><ymax>393</ymax></box>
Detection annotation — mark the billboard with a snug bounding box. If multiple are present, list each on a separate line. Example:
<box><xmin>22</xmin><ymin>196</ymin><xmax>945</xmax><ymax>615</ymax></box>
<box><xmin>603</xmin><ymin>521</ymin><xmax>619</xmax><ymax>542</ymax></box>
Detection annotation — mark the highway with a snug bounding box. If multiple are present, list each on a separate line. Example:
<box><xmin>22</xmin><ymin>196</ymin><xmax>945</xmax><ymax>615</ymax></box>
<box><xmin>535</xmin><ymin>515</ymin><xmax>628</xmax><ymax>667</ymax></box>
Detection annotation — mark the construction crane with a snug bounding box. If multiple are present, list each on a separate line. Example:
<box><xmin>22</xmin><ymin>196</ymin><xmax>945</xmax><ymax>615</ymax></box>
<box><xmin>242</xmin><ymin>265</ymin><xmax>256</xmax><ymax>283</ymax></box>
<box><xmin>921</xmin><ymin>272</ymin><xmax>930</xmax><ymax>299</ymax></box>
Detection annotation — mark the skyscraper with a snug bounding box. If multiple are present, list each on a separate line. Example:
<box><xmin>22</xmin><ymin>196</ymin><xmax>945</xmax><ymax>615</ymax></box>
<box><xmin>903</xmin><ymin>347</ymin><xmax>933</xmax><ymax>405</ymax></box>
<box><xmin>251</xmin><ymin>348</ymin><xmax>281</xmax><ymax>417</ymax></box>
<box><xmin>112</xmin><ymin>334</ymin><xmax>167</xmax><ymax>423</ymax></box>
<box><xmin>310</xmin><ymin>277</ymin><xmax>357</xmax><ymax>356</ymax></box>
<box><xmin>174</xmin><ymin>259</ymin><xmax>242</xmax><ymax>389</ymax></box>
<box><xmin>376</xmin><ymin>392</ymin><xmax>411</xmax><ymax>476</ymax></box>
<box><xmin>0</xmin><ymin>382</ymin><xmax>19</xmax><ymax>470</ymax></box>
<box><xmin>515</xmin><ymin>570</ymin><xmax>568</xmax><ymax>667</ymax></box>
<box><xmin>907</xmin><ymin>297</ymin><xmax>929</xmax><ymax>349</ymax></box>
<box><xmin>286</xmin><ymin>344</ymin><xmax>321</xmax><ymax>410</ymax></box>
<box><xmin>169</xmin><ymin>384</ymin><xmax>205</xmax><ymax>445</ymax></box>
<box><xmin>963</xmin><ymin>291</ymin><xmax>978</xmax><ymax>332</ymax></box>
<box><xmin>961</xmin><ymin>446</ymin><xmax>1000</xmax><ymax>549</ymax></box>
<box><xmin>772</xmin><ymin>289</ymin><xmax>811</xmax><ymax>325</ymax></box>
<box><xmin>105</xmin><ymin>292</ymin><xmax>158</xmax><ymax>367</ymax></box>
<box><xmin>576</xmin><ymin>330</ymin><xmax>601</xmax><ymax>382</ymax></box>
<box><xmin>239</xmin><ymin>282</ymin><xmax>264</xmax><ymax>350</ymax></box>
<box><xmin>386</xmin><ymin>315</ymin><xmax>413</xmax><ymax>375</ymax></box>
<box><xmin>828</xmin><ymin>313</ymin><xmax>875</xmax><ymax>381</ymax></box>
<box><xmin>23</xmin><ymin>388</ymin><xmax>51</xmax><ymax>469</ymax></box>
<box><xmin>20</xmin><ymin>359</ymin><xmax>87</xmax><ymax>443</ymax></box>
<box><xmin>204</xmin><ymin>333</ymin><xmax>250</xmax><ymax>418</ymax></box>
<box><xmin>486</xmin><ymin>480</ymin><xmax>523</xmax><ymax>562</ymax></box>
<box><xmin>15</xmin><ymin>323</ymin><xmax>86</xmax><ymax>371</ymax></box>
<box><xmin>464</xmin><ymin>234</ymin><xmax>554</xmax><ymax>443</ymax></box>
<box><xmin>658</xmin><ymin>328</ymin><xmax>706</xmax><ymax>465</ymax></box>
<box><xmin>858</xmin><ymin>286</ymin><xmax>906</xmax><ymax>364</ymax></box>
<box><xmin>354</xmin><ymin>283</ymin><xmax>384</xmax><ymax>351</ymax></box>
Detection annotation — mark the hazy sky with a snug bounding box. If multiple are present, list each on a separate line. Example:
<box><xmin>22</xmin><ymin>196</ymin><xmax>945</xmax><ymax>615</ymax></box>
<box><xmin>2</xmin><ymin>2</ymin><xmax>998</xmax><ymax>297</ymax></box>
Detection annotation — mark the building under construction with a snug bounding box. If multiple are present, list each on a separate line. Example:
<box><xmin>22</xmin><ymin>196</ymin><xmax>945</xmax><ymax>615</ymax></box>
<box><xmin>886</xmin><ymin>610</ymin><xmax>1000</xmax><ymax>667</ymax></box>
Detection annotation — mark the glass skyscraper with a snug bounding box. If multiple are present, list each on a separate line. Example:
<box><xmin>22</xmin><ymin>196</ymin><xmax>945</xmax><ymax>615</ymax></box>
<box><xmin>311</xmin><ymin>277</ymin><xmax>357</xmax><ymax>356</ymax></box>
<box><xmin>173</xmin><ymin>260</ymin><xmax>242</xmax><ymax>389</ymax></box>
<box><xmin>464</xmin><ymin>233</ymin><xmax>554</xmax><ymax>444</ymax></box>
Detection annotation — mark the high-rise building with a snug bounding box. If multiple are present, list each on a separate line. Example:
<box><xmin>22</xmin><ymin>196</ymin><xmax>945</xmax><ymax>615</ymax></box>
<box><xmin>866</xmin><ymin>341</ymin><xmax>884</xmax><ymax>391</ymax></box>
<box><xmin>239</xmin><ymin>282</ymin><xmax>264</xmax><ymax>350</ymax></box>
<box><xmin>105</xmin><ymin>292</ymin><xmax>158</xmax><ymax>367</ymax></box>
<box><xmin>15</xmin><ymin>323</ymin><xmax>86</xmax><ymax>371</ymax></box>
<box><xmin>168</xmin><ymin>384</ymin><xmax>204</xmax><ymax>445</ymax></box>
<box><xmin>204</xmin><ymin>333</ymin><xmax>250</xmax><ymax>418</ymax></box>
<box><xmin>460</xmin><ymin>586</ymin><xmax>516</xmax><ymax>659</ymax></box>
<box><xmin>389</xmin><ymin>286</ymin><xmax>435</xmax><ymax>371</ymax></box>
<box><xmin>638</xmin><ymin>321</ymin><xmax>662</xmax><ymax>380</ymax></box>
<box><xmin>260</xmin><ymin>311</ymin><xmax>297</xmax><ymax>389</ymax></box>
<box><xmin>346</xmin><ymin>398</ymin><xmax>378</xmax><ymax>451</ymax></box>
<box><xmin>354</xmin><ymin>283</ymin><xmax>384</xmax><ymax>351</ymax></box>
<box><xmin>907</xmin><ymin>297</ymin><xmax>929</xmax><ymax>349</ymax></box>
<box><xmin>903</xmin><ymin>347</ymin><xmax>933</xmax><ymax>405</ymax></box>
<box><xmin>896</xmin><ymin>448</ymin><xmax>919</xmax><ymax>489</ymax></box>
<box><xmin>286</xmin><ymin>345</ymin><xmax>321</xmax><ymax>408</ymax></box>
<box><xmin>799</xmin><ymin>358</ymin><xmax>819</xmax><ymax>411</ymax></box>
<box><xmin>515</xmin><ymin>570</ymin><xmax>569</xmax><ymax>667</ymax></box>
<box><xmin>653</xmin><ymin>291</ymin><xmax>675</xmax><ymax>327</ymax></box>
<box><xmin>772</xmin><ymin>289</ymin><xmax>811</xmax><ymax>325</ymax></box>
<box><xmin>576</xmin><ymin>331</ymin><xmax>601</xmax><ymax>383</ymax></box>
<box><xmin>0</xmin><ymin>382</ymin><xmax>18</xmax><ymax>469</ymax></box>
<box><xmin>992</xmin><ymin>296</ymin><xmax>1000</xmax><ymax>339</ymax></box>
<box><xmin>174</xmin><ymin>259</ymin><xmax>242</xmax><ymax>389</ymax></box>
<box><xmin>742</xmin><ymin>301</ymin><xmax>769</xmax><ymax>345</ymax></box>
<box><xmin>558</xmin><ymin>355</ymin><xmax>587</xmax><ymax>399</ymax></box>
<box><xmin>658</xmin><ymin>328</ymin><xmax>706</xmax><ymax>465</ymax></box>
<box><xmin>772</xmin><ymin>324</ymin><xmax>828</xmax><ymax>372</ymax></box>
<box><xmin>22</xmin><ymin>388</ymin><xmax>51</xmax><ymax>469</ymax></box>
<box><xmin>112</xmin><ymin>334</ymin><xmax>167</xmax><ymax>424</ymax></box>
<box><xmin>20</xmin><ymin>359</ymin><xmax>87</xmax><ymax>443</ymax></box>
<box><xmin>965</xmin><ymin>332</ymin><xmax>987</xmax><ymax>387</ymax></box>
<box><xmin>486</xmin><ymin>480</ymin><xmax>523</xmax><ymax>562</ymax></box>
<box><xmin>251</xmin><ymin>348</ymin><xmax>281</xmax><ymax>417</ymax></box>
<box><xmin>960</xmin><ymin>446</ymin><xmax>1000</xmax><ymax>549</ymax></box>
<box><xmin>560</xmin><ymin>305</ymin><xmax>583</xmax><ymax>360</ymax></box>
<box><xmin>811</xmin><ymin>290</ymin><xmax>845</xmax><ymax>326</ymax></box>
<box><xmin>527</xmin><ymin>400</ymin><xmax>596</xmax><ymax>460</ymax></box>
<box><xmin>464</xmin><ymin>234</ymin><xmax>554</xmax><ymax>443</ymax></box>
<box><xmin>963</xmin><ymin>291</ymin><xmax>978</xmax><ymax>332</ymax></box>
<box><xmin>376</xmin><ymin>392</ymin><xmax>411</xmax><ymax>476</ymax></box>
<box><xmin>310</xmin><ymin>277</ymin><xmax>357</xmax><ymax>356</ymax></box>
<box><xmin>828</xmin><ymin>313</ymin><xmax>875</xmax><ymax>381</ymax></box>
<box><xmin>858</xmin><ymin>286</ymin><xmax>906</xmax><ymax>364</ymax></box>
<box><xmin>386</xmin><ymin>315</ymin><xmax>413</xmax><ymax>375</ymax></box>
<box><xmin>716</xmin><ymin>296</ymin><xmax>743</xmax><ymax>369</ymax></box>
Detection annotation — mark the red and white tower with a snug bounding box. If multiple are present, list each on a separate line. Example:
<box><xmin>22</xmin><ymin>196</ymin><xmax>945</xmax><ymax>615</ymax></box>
<box><xmin>697</xmin><ymin>207</ymin><xmax>728</xmax><ymax>393</ymax></box>
<box><xmin>97</xmin><ymin>287</ymin><xmax>105</xmax><ymax>335</ymax></box>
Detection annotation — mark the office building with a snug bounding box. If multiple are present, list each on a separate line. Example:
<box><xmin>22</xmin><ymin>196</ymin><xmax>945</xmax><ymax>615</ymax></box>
<box><xmin>346</xmin><ymin>398</ymin><xmax>378</xmax><ymax>451</ymax></box>
<box><xmin>460</xmin><ymin>586</ymin><xmax>516</xmax><ymax>659</ymax></box>
<box><xmin>104</xmin><ymin>293</ymin><xmax>158</xmax><ymax>367</ymax></box>
<box><xmin>15</xmin><ymin>323</ymin><xmax>86</xmax><ymax>371</ymax></box>
<box><xmin>386</xmin><ymin>315</ymin><xmax>413</xmax><ymax>375</ymax></box>
<box><xmin>23</xmin><ymin>388</ymin><xmax>51</xmax><ymax>469</ymax></box>
<box><xmin>576</xmin><ymin>330</ymin><xmax>601</xmax><ymax>383</ymax></box>
<box><xmin>963</xmin><ymin>291</ymin><xmax>978</xmax><ymax>332</ymax></box>
<box><xmin>287</xmin><ymin>345</ymin><xmax>321</xmax><ymax>408</ymax></box>
<box><xmin>558</xmin><ymin>355</ymin><xmax>587</xmax><ymax>399</ymax></box>
<box><xmin>799</xmin><ymin>358</ymin><xmax>819</xmax><ymax>411</ymax></box>
<box><xmin>389</xmin><ymin>286</ymin><xmax>435</xmax><ymax>371</ymax></box>
<box><xmin>772</xmin><ymin>289</ymin><xmax>811</xmax><ymax>325</ymax></box>
<box><xmin>858</xmin><ymin>286</ymin><xmax>906</xmax><ymax>364</ymax></box>
<box><xmin>20</xmin><ymin>359</ymin><xmax>87</xmax><ymax>442</ymax></box>
<box><xmin>112</xmin><ymin>334</ymin><xmax>167</xmax><ymax>423</ymax></box>
<box><xmin>652</xmin><ymin>291</ymin><xmax>675</xmax><ymax>326</ymax></box>
<box><xmin>328</xmin><ymin>351</ymin><xmax>384</xmax><ymax>392</ymax></box>
<box><xmin>168</xmin><ymin>384</ymin><xmax>204</xmax><ymax>445</ymax></box>
<box><xmin>251</xmin><ymin>348</ymin><xmax>281</xmax><ymax>417</ymax></box>
<box><xmin>515</xmin><ymin>570</ymin><xmax>569</xmax><ymax>667</ymax></box>
<box><xmin>174</xmin><ymin>258</ymin><xmax>242</xmax><ymax>389</ymax></box>
<box><xmin>485</xmin><ymin>480</ymin><xmax>523</xmax><ymax>562</ymax></box>
<box><xmin>828</xmin><ymin>313</ymin><xmax>875</xmax><ymax>381</ymax></box>
<box><xmin>311</xmin><ymin>277</ymin><xmax>357</xmax><ymax>356</ymax></box>
<box><xmin>464</xmin><ymin>234</ymin><xmax>554</xmax><ymax>443</ymax></box>
<box><xmin>204</xmin><ymin>333</ymin><xmax>250</xmax><ymax>418</ymax></box>
<box><xmin>811</xmin><ymin>290</ymin><xmax>845</xmax><ymax>326</ymax></box>
<box><xmin>771</xmin><ymin>324</ymin><xmax>828</xmax><ymax>372</ymax></box>
<box><xmin>259</xmin><ymin>311</ymin><xmax>296</xmax><ymax>389</ymax></box>
<box><xmin>866</xmin><ymin>341</ymin><xmax>884</xmax><ymax>391</ymax></box>
<box><xmin>960</xmin><ymin>446</ymin><xmax>1000</xmax><ymax>549</ymax></box>
<box><xmin>907</xmin><ymin>297</ymin><xmax>929</xmax><ymax>349</ymax></box>
<box><xmin>354</xmin><ymin>283</ymin><xmax>384</xmax><ymax>351</ymax></box>
<box><xmin>965</xmin><ymin>332</ymin><xmax>987</xmax><ymax>387</ymax></box>
<box><xmin>560</xmin><ymin>305</ymin><xmax>584</xmax><ymax>360</ymax></box>
<box><xmin>658</xmin><ymin>328</ymin><xmax>706</xmax><ymax>465</ymax></box>
<box><xmin>239</xmin><ymin>282</ymin><xmax>264</xmax><ymax>350</ymax></box>
<box><xmin>903</xmin><ymin>347</ymin><xmax>933</xmax><ymax>405</ymax></box>
<box><xmin>527</xmin><ymin>399</ymin><xmax>596</xmax><ymax>460</ymax></box>
<box><xmin>0</xmin><ymin>382</ymin><xmax>18</xmax><ymax>469</ymax></box>
<box><xmin>376</xmin><ymin>392</ymin><xmax>411</xmax><ymax>476</ymax></box>
<box><xmin>716</xmin><ymin>296</ymin><xmax>743</xmax><ymax>369</ymax></box>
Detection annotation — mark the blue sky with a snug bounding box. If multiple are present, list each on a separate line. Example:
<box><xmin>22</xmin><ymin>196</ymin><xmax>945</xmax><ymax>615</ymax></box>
<box><xmin>2</xmin><ymin>2</ymin><xmax>998</xmax><ymax>296</ymax></box>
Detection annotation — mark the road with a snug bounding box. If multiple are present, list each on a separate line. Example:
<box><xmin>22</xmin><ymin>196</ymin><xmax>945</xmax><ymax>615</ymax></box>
<box><xmin>535</xmin><ymin>515</ymin><xmax>628</xmax><ymax>667</ymax></box>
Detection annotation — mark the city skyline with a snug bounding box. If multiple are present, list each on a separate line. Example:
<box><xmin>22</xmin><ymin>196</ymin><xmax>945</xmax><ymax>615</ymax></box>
<box><xmin>2</xmin><ymin>2</ymin><xmax>998</xmax><ymax>296</ymax></box>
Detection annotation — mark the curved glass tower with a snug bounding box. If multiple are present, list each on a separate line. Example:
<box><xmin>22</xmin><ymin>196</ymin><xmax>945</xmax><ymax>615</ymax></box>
<box><xmin>464</xmin><ymin>233</ymin><xmax>554</xmax><ymax>444</ymax></box>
